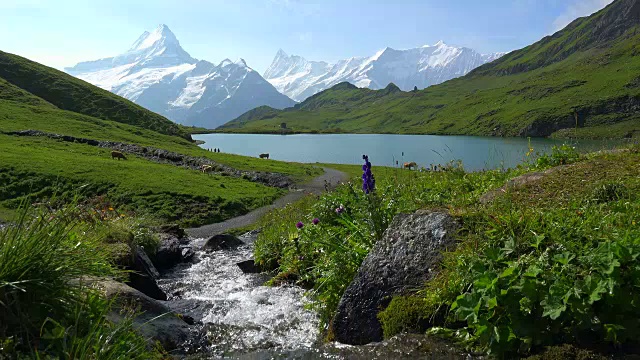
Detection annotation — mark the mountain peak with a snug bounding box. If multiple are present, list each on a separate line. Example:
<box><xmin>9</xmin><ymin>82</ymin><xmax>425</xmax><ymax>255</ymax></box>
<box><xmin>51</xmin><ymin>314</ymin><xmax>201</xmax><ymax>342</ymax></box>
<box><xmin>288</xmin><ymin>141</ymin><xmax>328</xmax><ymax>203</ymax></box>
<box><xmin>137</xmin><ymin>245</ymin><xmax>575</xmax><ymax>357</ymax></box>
<box><xmin>236</xmin><ymin>58</ymin><xmax>248</xmax><ymax>67</ymax></box>
<box><xmin>129</xmin><ymin>24</ymin><xmax>179</xmax><ymax>52</ymax></box>
<box><xmin>219</xmin><ymin>58</ymin><xmax>233</xmax><ymax>67</ymax></box>
<box><xmin>276</xmin><ymin>49</ymin><xmax>288</xmax><ymax>58</ymax></box>
<box><xmin>422</xmin><ymin>40</ymin><xmax>446</xmax><ymax>48</ymax></box>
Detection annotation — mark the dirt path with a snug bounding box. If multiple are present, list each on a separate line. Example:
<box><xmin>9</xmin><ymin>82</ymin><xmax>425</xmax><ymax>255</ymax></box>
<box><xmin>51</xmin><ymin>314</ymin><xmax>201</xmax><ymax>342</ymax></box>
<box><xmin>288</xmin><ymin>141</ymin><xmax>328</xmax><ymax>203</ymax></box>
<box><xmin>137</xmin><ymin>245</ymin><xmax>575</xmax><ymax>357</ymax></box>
<box><xmin>186</xmin><ymin>167</ymin><xmax>350</xmax><ymax>239</ymax></box>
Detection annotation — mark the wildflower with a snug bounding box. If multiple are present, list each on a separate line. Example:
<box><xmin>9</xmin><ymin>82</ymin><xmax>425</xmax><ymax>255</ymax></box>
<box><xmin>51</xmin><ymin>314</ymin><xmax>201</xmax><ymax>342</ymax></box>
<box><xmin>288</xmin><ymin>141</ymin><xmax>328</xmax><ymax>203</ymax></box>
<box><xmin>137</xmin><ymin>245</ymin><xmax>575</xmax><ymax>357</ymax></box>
<box><xmin>335</xmin><ymin>204</ymin><xmax>345</xmax><ymax>214</ymax></box>
<box><xmin>296</xmin><ymin>221</ymin><xmax>304</xmax><ymax>229</ymax></box>
<box><xmin>108</xmin><ymin>207</ymin><xmax>114</xmax><ymax>211</ymax></box>
<box><xmin>361</xmin><ymin>154</ymin><xmax>376</xmax><ymax>194</ymax></box>
<box><xmin>312</xmin><ymin>218</ymin><xmax>320</xmax><ymax>225</ymax></box>
<box><xmin>120</xmin><ymin>214</ymin><xmax>126</xmax><ymax>218</ymax></box>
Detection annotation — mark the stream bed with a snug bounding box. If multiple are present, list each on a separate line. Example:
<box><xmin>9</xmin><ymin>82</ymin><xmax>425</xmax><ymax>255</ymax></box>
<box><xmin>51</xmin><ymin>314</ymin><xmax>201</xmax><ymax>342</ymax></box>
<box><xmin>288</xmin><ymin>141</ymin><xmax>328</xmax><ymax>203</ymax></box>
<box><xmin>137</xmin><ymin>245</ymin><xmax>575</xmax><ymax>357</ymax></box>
<box><xmin>158</xmin><ymin>233</ymin><xmax>477</xmax><ymax>359</ymax></box>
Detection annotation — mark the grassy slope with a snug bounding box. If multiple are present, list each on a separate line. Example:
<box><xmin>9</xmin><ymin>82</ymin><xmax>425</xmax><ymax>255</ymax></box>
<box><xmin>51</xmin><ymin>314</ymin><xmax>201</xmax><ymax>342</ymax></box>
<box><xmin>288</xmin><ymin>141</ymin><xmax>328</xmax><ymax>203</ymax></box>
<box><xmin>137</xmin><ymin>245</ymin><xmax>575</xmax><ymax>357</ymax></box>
<box><xmin>0</xmin><ymin>134</ymin><xmax>284</xmax><ymax>226</ymax></box>
<box><xmin>0</xmin><ymin>99</ymin><xmax>320</xmax><ymax>179</ymax></box>
<box><xmin>0</xmin><ymin>50</ymin><xmax>190</xmax><ymax>139</ymax></box>
<box><xmin>220</xmin><ymin>0</ymin><xmax>640</xmax><ymax>139</ymax></box>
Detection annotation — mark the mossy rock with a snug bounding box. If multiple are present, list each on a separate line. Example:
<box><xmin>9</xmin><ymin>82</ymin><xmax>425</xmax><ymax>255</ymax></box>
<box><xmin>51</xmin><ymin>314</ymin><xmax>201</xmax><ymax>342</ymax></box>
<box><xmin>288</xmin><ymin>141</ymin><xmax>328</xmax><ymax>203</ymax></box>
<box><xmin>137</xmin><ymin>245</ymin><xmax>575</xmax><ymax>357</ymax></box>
<box><xmin>378</xmin><ymin>295</ymin><xmax>433</xmax><ymax>339</ymax></box>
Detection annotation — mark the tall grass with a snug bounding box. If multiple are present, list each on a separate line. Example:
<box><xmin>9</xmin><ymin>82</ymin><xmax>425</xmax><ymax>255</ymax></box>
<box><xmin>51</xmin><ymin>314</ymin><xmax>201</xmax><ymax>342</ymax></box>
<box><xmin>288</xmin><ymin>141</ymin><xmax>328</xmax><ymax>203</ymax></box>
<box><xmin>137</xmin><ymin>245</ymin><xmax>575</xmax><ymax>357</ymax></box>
<box><xmin>0</xmin><ymin>203</ymin><xmax>163</xmax><ymax>358</ymax></box>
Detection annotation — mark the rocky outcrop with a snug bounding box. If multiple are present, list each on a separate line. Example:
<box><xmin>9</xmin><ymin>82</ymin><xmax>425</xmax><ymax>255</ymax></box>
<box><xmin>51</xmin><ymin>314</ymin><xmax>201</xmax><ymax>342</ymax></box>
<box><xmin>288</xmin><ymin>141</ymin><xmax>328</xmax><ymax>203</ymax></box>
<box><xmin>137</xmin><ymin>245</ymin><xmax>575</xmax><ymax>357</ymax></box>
<box><xmin>5</xmin><ymin>130</ymin><xmax>294</xmax><ymax>189</ymax></box>
<box><xmin>89</xmin><ymin>278</ymin><xmax>191</xmax><ymax>351</ymax></box>
<box><xmin>202</xmin><ymin>234</ymin><xmax>244</xmax><ymax>251</ymax></box>
<box><xmin>128</xmin><ymin>246</ymin><xmax>167</xmax><ymax>301</ymax></box>
<box><xmin>151</xmin><ymin>225</ymin><xmax>195</xmax><ymax>272</ymax></box>
<box><xmin>332</xmin><ymin>210</ymin><xmax>459</xmax><ymax>345</ymax></box>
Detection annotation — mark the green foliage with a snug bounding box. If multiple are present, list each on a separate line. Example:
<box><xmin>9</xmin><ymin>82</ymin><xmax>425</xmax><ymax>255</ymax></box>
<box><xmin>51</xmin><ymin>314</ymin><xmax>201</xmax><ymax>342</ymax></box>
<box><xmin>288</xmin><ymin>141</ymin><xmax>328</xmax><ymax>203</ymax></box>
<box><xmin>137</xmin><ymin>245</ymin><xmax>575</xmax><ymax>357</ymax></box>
<box><xmin>0</xmin><ymin>203</ymin><xmax>164</xmax><ymax>358</ymax></box>
<box><xmin>429</xmin><ymin>149</ymin><xmax>640</xmax><ymax>357</ymax></box>
<box><xmin>256</xmin><ymin>146</ymin><xmax>640</xmax><ymax>357</ymax></box>
<box><xmin>532</xmin><ymin>143</ymin><xmax>581</xmax><ymax>168</ymax></box>
<box><xmin>220</xmin><ymin>3</ymin><xmax>640</xmax><ymax>139</ymax></box>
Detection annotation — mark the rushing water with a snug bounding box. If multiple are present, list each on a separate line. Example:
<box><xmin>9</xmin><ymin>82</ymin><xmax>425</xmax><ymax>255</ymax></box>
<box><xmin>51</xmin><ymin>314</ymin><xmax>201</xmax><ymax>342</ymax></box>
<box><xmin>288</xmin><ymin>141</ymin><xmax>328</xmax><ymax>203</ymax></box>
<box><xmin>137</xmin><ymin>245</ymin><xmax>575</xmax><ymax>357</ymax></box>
<box><xmin>193</xmin><ymin>133</ymin><xmax>619</xmax><ymax>171</ymax></box>
<box><xmin>158</xmin><ymin>234</ymin><xmax>322</xmax><ymax>358</ymax></box>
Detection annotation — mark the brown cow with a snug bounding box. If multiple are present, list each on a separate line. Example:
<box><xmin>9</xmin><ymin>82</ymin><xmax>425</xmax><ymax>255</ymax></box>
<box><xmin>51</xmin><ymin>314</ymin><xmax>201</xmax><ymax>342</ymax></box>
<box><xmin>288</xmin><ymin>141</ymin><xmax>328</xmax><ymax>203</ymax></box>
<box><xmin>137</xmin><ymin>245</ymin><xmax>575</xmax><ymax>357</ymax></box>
<box><xmin>259</xmin><ymin>153</ymin><xmax>269</xmax><ymax>159</ymax></box>
<box><xmin>403</xmin><ymin>161</ymin><xmax>417</xmax><ymax>170</ymax></box>
<box><xmin>111</xmin><ymin>151</ymin><xmax>127</xmax><ymax>160</ymax></box>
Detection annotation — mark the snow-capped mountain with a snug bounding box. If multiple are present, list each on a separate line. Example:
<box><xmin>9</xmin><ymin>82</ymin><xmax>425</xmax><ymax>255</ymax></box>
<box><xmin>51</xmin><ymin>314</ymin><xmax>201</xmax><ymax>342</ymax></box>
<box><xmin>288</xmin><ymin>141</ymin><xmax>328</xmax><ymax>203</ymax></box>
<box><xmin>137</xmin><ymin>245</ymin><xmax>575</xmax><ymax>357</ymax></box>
<box><xmin>264</xmin><ymin>42</ymin><xmax>504</xmax><ymax>102</ymax></box>
<box><xmin>66</xmin><ymin>24</ymin><xmax>295</xmax><ymax>128</ymax></box>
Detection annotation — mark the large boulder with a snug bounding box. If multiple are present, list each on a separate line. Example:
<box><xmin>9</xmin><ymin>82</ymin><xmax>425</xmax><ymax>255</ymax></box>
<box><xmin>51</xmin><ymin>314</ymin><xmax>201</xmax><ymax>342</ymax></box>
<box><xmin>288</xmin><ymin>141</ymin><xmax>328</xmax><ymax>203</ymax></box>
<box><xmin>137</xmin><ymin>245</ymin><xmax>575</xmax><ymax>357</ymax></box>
<box><xmin>90</xmin><ymin>278</ymin><xmax>191</xmax><ymax>351</ymax></box>
<box><xmin>151</xmin><ymin>233</ymin><xmax>194</xmax><ymax>272</ymax></box>
<box><xmin>202</xmin><ymin>234</ymin><xmax>244</xmax><ymax>251</ymax></box>
<box><xmin>332</xmin><ymin>210</ymin><xmax>459</xmax><ymax>345</ymax></box>
<box><xmin>127</xmin><ymin>246</ymin><xmax>167</xmax><ymax>301</ymax></box>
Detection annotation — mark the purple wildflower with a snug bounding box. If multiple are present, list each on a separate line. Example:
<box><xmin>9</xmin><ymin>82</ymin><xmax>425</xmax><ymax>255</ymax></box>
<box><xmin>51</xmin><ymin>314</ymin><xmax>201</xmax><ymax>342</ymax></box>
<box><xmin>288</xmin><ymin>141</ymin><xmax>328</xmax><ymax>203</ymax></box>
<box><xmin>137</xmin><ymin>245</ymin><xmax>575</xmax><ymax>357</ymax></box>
<box><xmin>335</xmin><ymin>204</ymin><xmax>345</xmax><ymax>214</ymax></box>
<box><xmin>312</xmin><ymin>218</ymin><xmax>320</xmax><ymax>225</ymax></box>
<box><xmin>361</xmin><ymin>154</ymin><xmax>376</xmax><ymax>194</ymax></box>
<box><xmin>296</xmin><ymin>221</ymin><xmax>304</xmax><ymax>229</ymax></box>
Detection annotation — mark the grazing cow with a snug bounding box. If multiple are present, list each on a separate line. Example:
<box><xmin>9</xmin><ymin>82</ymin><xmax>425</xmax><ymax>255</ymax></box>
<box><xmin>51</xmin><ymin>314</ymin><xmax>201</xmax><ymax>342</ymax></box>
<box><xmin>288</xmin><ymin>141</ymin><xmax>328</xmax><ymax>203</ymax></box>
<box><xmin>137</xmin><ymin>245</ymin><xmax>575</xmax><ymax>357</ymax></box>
<box><xmin>403</xmin><ymin>161</ymin><xmax>417</xmax><ymax>170</ymax></box>
<box><xmin>201</xmin><ymin>165</ymin><xmax>213</xmax><ymax>173</ymax></box>
<box><xmin>259</xmin><ymin>153</ymin><xmax>269</xmax><ymax>159</ymax></box>
<box><xmin>111</xmin><ymin>151</ymin><xmax>127</xmax><ymax>160</ymax></box>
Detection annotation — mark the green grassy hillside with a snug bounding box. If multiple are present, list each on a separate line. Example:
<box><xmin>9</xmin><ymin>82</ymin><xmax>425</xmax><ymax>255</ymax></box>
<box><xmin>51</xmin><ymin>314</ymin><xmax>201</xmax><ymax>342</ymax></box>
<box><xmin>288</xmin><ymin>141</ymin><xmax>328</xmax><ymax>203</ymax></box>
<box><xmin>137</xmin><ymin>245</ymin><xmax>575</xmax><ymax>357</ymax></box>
<box><xmin>0</xmin><ymin>50</ymin><xmax>190</xmax><ymax>139</ymax></box>
<box><xmin>220</xmin><ymin>0</ymin><xmax>640</xmax><ymax>139</ymax></box>
<box><xmin>0</xmin><ymin>52</ymin><xmax>321</xmax><ymax>225</ymax></box>
<box><xmin>0</xmin><ymin>98</ymin><xmax>319</xmax><ymax>225</ymax></box>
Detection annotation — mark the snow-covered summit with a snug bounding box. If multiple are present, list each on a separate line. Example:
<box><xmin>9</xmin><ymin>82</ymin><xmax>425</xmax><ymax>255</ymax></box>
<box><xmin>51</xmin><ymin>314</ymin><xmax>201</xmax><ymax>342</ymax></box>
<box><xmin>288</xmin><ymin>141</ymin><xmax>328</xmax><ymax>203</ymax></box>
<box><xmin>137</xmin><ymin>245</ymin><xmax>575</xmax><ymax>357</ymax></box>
<box><xmin>264</xmin><ymin>41</ymin><xmax>505</xmax><ymax>102</ymax></box>
<box><xmin>65</xmin><ymin>25</ymin><xmax>294</xmax><ymax>128</ymax></box>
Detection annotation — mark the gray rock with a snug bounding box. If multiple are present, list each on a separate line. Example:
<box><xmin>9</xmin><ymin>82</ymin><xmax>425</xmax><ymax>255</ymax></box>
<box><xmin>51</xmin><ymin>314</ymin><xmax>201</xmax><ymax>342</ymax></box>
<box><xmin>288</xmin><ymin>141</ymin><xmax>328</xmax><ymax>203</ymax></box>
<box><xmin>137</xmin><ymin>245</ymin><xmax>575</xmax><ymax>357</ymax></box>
<box><xmin>332</xmin><ymin>210</ymin><xmax>459</xmax><ymax>345</ymax></box>
<box><xmin>236</xmin><ymin>259</ymin><xmax>263</xmax><ymax>274</ymax></box>
<box><xmin>91</xmin><ymin>278</ymin><xmax>191</xmax><ymax>351</ymax></box>
<box><xmin>158</xmin><ymin>223</ymin><xmax>186</xmax><ymax>239</ymax></box>
<box><xmin>152</xmin><ymin>234</ymin><xmax>194</xmax><ymax>272</ymax></box>
<box><xmin>128</xmin><ymin>246</ymin><xmax>167</xmax><ymax>301</ymax></box>
<box><xmin>203</xmin><ymin>234</ymin><xmax>244</xmax><ymax>251</ymax></box>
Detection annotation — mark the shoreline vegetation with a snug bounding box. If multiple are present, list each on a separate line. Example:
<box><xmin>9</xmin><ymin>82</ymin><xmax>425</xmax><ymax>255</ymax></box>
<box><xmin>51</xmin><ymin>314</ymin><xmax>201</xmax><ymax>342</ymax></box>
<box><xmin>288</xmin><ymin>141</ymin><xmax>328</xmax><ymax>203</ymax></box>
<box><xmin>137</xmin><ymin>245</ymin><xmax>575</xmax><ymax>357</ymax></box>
<box><xmin>253</xmin><ymin>142</ymin><xmax>640</xmax><ymax>358</ymax></box>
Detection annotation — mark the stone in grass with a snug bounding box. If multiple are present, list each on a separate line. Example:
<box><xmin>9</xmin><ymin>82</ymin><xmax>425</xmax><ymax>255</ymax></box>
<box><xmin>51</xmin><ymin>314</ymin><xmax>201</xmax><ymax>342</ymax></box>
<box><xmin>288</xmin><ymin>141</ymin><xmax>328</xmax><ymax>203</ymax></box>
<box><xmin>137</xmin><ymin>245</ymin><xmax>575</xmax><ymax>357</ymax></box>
<box><xmin>203</xmin><ymin>234</ymin><xmax>244</xmax><ymax>252</ymax></box>
<box><xmin>332</xmin><ymin>210</ymin><xmax>459</xmax><ymax>345</ymax></box>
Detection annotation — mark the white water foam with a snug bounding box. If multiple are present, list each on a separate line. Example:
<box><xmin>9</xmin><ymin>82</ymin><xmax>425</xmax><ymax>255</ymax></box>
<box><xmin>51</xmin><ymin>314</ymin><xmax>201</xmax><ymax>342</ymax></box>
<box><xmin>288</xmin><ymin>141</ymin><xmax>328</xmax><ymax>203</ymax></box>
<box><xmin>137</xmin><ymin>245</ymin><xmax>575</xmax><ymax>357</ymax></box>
<box><xmin>158</xmin><ymin>239</ymin><xmax>320</xmax><ymax>356</ymax></box>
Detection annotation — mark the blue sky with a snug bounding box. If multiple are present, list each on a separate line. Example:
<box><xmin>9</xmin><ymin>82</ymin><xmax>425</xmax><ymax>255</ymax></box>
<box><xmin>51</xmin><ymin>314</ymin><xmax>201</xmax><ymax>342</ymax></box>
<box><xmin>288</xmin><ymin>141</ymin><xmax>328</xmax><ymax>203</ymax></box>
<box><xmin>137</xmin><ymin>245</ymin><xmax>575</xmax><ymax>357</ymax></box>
<box><xmin>0</xmin><ymin>0</ymin><xmax>613</xmax><ymax>74</ymax></box>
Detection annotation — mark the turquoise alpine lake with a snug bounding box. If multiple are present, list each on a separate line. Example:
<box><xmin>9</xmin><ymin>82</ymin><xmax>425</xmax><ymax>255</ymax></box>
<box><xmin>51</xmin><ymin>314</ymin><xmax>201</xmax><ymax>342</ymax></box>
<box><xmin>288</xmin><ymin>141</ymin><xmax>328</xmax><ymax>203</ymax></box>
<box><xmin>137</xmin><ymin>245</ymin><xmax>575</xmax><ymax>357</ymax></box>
<box><xmin>193</xmin><ymin>133</ymin><xmax>621</xmax><ymax>171</ymax></box>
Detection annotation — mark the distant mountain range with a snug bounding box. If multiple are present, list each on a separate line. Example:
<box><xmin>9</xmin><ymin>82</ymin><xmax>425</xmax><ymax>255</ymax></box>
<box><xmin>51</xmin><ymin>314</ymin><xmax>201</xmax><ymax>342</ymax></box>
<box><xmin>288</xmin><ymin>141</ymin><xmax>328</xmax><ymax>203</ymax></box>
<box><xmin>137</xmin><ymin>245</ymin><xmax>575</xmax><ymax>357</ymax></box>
<box><xmin>264</xmin><ymin>42</ymin><xmax>504</xmax><ymax>102</ymax></box>
<box><xmin>221</xmin><ymin>0</ymin><xmax>640</xmax><ymax>139</ymax></box>
<box><xmin>66</xmin><ymin>25</ymin><xmax>295</xmax><ymax>128</ymax></box>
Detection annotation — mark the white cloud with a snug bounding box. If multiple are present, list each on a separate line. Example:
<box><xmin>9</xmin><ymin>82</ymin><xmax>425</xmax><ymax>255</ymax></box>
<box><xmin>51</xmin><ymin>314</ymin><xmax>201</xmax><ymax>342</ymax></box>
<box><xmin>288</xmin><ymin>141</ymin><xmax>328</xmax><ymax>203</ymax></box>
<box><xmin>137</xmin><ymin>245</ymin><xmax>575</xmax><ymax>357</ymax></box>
<box><xmin>551</xmin><ymin>0</ymin><xmax>613</xmax><ymax>32</ymax></box>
